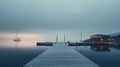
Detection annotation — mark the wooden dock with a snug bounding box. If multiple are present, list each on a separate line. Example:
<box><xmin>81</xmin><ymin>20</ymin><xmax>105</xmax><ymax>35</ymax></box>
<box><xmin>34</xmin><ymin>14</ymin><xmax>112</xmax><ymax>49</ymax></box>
<box><xmin>23</xmin><ymin>42</ymin><xmax>99</xmax><ymax>67</ymax></box>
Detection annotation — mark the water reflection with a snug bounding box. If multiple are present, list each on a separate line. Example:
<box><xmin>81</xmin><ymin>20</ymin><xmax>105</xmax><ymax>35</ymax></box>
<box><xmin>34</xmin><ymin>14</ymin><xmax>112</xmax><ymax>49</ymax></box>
<box><xmin>111</xmin><ymin>45</ymin><xmax>120</xmax><ymax>49</ymax></box>
<box><xmin>90</xmin><ymin>45</ymin><xmax>110</xmax><ymax>52</ymax></box>
<box><xmin>14</xmin><ymin>41</ymin><xmax>20</xmax><ymax>51</ymax></box>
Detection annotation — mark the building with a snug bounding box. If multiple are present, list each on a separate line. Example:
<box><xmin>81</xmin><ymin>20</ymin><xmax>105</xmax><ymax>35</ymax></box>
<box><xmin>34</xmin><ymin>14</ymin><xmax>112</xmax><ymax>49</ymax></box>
<box><xmin>111</xmin><ymin>35</ymin><xmax>120</xmax><ymax>45</ymax></box>
<box><xmin>90</xmin><ymin>34</ymin><xmax>112</xmax><ymax>44</ymax></box>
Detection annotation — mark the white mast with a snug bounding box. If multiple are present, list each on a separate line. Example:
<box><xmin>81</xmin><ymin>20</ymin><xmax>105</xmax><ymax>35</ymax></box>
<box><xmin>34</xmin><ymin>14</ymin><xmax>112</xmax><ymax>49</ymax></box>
<box><xmin>13</xmin><ymin>27</ymin><xmax>21</xmax><ymax>42</ymax></box>
<box><xmin>56</xmin><ymin>34</ymin><xmax>58</xmax><ymax>43</ymax></box>
<box><xmin>16</xmin><ymin>28</ymin><xmax>18</xmax><ymax>38</ymax></box>
<box><xmin>81</xmin><ymin>32</ymin><xmax>82</xmax><ymax>42</ymax></box>
<box><xmin>64</xmin><ymin>34</ymin><xmax>65</xmax><ymax>43</ymax></box>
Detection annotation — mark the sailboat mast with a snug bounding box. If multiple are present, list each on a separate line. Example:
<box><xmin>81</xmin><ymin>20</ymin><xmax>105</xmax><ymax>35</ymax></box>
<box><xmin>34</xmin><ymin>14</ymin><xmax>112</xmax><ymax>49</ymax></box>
<box><xmin>16</xmin><ymin>28</ymin><xmax>18</xmax><ymax>38</ymax></box>
<box><xmin>64</xmin><ymin>34</ymin><xmax>65</xmax><ymax>43</ymax></box>
<box><xmin>81</xmin><ymin>32</ymin><xmax>82</xmax><ymax>42</ymax></box>
<box><xmin>56</xmin><ymin>34</ymin><xmax>58</xmax><ymax>43</ymax></box>
<box><xmin>13</xmin><ymin>27</ymin><xmax>21</xmax><ymax>42</ymax></box>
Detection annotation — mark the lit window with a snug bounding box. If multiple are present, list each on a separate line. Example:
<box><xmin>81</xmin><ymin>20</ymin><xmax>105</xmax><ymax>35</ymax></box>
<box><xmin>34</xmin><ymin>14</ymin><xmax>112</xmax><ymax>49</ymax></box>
<box><xmin>101</xmin><ymin>39</ymin><xmax>103</xmax><ymax>40</ymax></box>
<box><xmin>108</xmin><ymin>39</ymin><xmax>111</xmax><ymax>40</ymax></box>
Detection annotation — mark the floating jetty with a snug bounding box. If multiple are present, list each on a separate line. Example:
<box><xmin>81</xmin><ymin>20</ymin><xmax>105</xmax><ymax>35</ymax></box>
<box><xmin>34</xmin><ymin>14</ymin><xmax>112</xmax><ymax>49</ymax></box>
<box><xmin>68</xmin><ymin>42</ymin><xmax>111</xmax><ymax>46</ymax></box>
<box><xmin>37</xmin><ymin>42</ymin><xmax>53</xmax><ymax>46</ymax></box>
<box><xmin>24</xmin><ymin>42</ymin><xmax>99</xmax><ymax>67</ymax></box>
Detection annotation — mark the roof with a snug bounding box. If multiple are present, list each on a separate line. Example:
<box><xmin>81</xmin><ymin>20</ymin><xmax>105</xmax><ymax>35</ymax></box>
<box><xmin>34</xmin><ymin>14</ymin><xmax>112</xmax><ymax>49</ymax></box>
<box><xmin>91</xmin><ymin>34</ymin><xmax>110</xmax><ymax>37</ymax></box>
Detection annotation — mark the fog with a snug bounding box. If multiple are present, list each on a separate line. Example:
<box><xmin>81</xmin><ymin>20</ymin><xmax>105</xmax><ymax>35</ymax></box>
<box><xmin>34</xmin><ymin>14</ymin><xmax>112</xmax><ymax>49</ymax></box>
<box><xmin>0</xmin><ymin>0</ymin><xmax>120</xmax><ymax>41</ymax></box>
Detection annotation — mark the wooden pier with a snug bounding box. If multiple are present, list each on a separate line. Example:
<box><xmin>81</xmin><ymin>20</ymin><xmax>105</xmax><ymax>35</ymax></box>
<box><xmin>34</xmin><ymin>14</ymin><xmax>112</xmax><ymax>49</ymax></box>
<box><xmin>23</xmin><ymin>42</ymin><xmax>99</xmax><ymax>67</ymax></box>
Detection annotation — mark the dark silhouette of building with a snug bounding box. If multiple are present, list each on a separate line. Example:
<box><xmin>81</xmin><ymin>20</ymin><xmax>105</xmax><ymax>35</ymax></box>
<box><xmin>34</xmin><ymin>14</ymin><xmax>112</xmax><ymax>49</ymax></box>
<box><xmin>90</xmin><ymin>34</ymin><xmax>112</xmax><ymax>44</ymax></box>
<box><xmin>111</xmin><ymin>35</ymin><xmax>120</xmax><ymax>45</ymax></box>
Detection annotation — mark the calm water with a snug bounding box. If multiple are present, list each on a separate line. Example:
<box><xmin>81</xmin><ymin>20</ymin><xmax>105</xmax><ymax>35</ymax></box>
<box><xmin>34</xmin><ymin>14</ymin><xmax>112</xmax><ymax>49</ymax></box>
<box><xmin>0</xmin><ymin>40</ymin><xmax>120</xmax><ymax>67</ymax></box>
<box><xmin>0</xmin><ymin>40</ymin><xmax>48</xmax><ymax>67</ymax></box>
<box><xmin>75</xmin><ymin>45</ymin><xmax>120</xmax><ymax>67</ymax></box>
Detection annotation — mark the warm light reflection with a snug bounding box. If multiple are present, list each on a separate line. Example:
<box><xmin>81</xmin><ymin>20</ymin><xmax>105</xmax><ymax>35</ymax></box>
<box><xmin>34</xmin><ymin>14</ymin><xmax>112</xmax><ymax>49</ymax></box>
<box><xmin>0</xmin><ymin>33</ymin><xmax>47</xmax><ymax>48</ymax></box>
<box><xmin>0</xmin><ymin>33</ymin><xmax>14</xmax><ymax>40</ymax></box>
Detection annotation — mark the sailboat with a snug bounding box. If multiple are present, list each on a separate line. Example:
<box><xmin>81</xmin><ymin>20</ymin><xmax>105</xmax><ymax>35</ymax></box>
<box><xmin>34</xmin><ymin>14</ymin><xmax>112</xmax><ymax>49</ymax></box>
<box><xmin>13</xmin><ymin>28</ymin><xmax>21</xmax><ymax>42</ymax></box>
<box><xmin>14</xmin><ymin>38</ymin><xmax>21</xmax><ymax>41</ymax></box>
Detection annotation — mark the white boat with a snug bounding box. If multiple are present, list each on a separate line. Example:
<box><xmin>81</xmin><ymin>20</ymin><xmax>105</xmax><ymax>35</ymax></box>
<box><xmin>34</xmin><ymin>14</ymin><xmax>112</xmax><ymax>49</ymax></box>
<box><xmin>13</xmin><ymin>38</ymin><xmax>21</xmax><ymax>41</ymax></box>
<box><xmin>13</xmin><ymin>28</ymin><xmax>21</xmax><ymax>42</ymax></box>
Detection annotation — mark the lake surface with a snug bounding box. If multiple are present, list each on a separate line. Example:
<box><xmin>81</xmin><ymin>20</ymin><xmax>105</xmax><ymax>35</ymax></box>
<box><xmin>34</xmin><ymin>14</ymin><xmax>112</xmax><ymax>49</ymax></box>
<box><xmin>0</xmin><ymin>40</ymin><xmax>48</xmax><ymax>67</ymax></box>
<box><xmin>75</xmin><ymin>45</ymin><xmax>120</xmax><ymax>67</ymax></box>
<box><xmin>0</xmin><ymin>40</ymin><xmax>120</xmax><ymax>67</ymax></box>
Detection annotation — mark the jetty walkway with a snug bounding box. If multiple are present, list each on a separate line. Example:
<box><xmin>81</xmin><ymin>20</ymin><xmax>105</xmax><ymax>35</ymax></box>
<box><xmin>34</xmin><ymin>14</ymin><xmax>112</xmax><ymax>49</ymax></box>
<box><xmin>24</xmin><ymin>42</ymin><xmax>99</xmax><ymax>67</ymax></box>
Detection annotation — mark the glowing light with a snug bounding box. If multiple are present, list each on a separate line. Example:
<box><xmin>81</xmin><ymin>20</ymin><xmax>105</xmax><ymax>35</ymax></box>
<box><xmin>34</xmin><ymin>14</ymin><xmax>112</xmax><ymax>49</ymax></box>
<box><xmin>108</xmin><ymin>39</ymin><xmax>111</xmax><ymax>41</ymax></box>
<box><xmin>0</xmin><ymin>32</ymin><xmax>47</xmax><ymax>48</ymax></box>
<box><xmin>101</xmin><ymin>39</ymin><xmax>103</xmax><ymax>41</ymax></box>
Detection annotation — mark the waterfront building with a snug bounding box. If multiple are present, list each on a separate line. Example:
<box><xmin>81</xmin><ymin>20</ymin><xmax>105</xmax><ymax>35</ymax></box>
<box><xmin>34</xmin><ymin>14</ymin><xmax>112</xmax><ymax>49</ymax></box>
<box><xmin>90</xmin><ymin>34</ymin><xmax>112</xmax><ymax>44</ymax></box>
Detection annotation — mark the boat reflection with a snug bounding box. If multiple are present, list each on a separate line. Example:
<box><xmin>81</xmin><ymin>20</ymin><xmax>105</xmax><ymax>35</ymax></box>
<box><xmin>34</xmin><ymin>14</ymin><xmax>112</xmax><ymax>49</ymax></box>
<box><xmin>14</xmin><ymin>41</ymin><xmax>20</xmax><ymax>51</ymax></box>
<box><xmin>90</xmin><ymin>44</ymin><xmax>110</xmax><ymax>52</ymax></box>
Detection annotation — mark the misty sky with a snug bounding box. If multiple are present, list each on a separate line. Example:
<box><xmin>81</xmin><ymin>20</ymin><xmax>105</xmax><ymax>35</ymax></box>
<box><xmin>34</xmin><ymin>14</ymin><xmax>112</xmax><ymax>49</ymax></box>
<box><xmin>0</xmin><ymin>0</ymin><xmax>120</xmax><ymax>41</ymax></box>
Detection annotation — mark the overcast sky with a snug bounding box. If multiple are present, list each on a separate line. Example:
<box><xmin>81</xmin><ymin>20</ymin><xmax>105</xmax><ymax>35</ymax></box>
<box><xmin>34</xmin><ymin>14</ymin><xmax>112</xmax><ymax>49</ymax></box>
<box><xmin>0</xmin><ymin>0</ymin><xmax>120</xmax><ymax>41</ymax></box>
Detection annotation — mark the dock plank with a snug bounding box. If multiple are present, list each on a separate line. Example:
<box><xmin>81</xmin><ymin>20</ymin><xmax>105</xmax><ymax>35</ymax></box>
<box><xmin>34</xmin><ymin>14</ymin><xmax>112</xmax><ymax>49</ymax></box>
<box><xmin>24</xmin><ymin>43</ymin><xmax>99</xmax><ymax>67</ymax></box>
